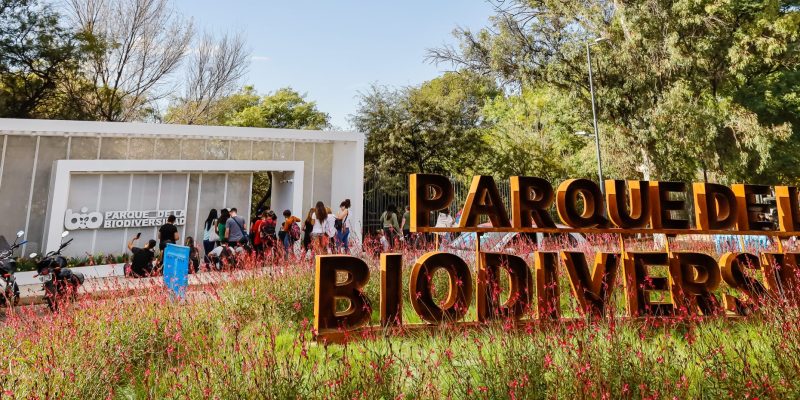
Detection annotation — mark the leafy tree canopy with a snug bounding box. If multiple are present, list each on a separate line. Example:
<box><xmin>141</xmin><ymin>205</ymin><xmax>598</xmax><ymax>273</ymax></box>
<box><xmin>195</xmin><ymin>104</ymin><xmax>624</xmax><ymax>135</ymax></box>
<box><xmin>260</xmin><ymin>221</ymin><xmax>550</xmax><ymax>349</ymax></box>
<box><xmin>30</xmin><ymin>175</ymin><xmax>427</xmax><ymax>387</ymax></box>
<box><xmin>353</xmin><ymin>71</ymin><xmax>501</xmax><ymax>191</ymax></box>
<box><xmin>225</xmin><ymin>87</ymin><xmax>330</xmax><ymax>130</ymax></box>
<box><xmin>431</xmin><ymin>0</ymin><xmax>800</xmax><ymax>183</ymax></box>
<box><xmin>0</xmin><ymin>0</ymin><xmax>85</xmax><ymax>118</ymax></box>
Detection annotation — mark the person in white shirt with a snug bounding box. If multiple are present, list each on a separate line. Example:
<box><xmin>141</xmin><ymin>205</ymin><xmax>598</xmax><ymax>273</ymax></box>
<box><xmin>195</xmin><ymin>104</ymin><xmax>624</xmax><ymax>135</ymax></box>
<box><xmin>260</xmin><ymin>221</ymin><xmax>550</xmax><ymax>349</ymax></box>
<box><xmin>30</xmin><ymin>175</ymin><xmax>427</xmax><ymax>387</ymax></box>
<box><xmin>435</xmin><ymin>208</ymin><xmax>455</xmax><ymax>248</ymax></box>
<box><xmin>325</xmin><ymin>207</ymin><xmax>337</xmax><ymax>253</ymax></box>
<box><xmin>311</xmin><ymin>201</ymin><xmax>330</xmax><ymax>255</ymax></box>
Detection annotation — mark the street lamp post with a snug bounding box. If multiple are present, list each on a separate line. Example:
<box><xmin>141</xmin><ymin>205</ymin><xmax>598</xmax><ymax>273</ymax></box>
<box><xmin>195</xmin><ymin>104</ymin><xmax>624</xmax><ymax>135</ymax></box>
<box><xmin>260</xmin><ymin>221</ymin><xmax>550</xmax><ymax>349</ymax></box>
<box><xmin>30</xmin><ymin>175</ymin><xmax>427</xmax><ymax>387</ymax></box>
<box><xmin>586</xmin><ymin>38</ymin><xmax>607</xmax><ymax>193</ymax></box>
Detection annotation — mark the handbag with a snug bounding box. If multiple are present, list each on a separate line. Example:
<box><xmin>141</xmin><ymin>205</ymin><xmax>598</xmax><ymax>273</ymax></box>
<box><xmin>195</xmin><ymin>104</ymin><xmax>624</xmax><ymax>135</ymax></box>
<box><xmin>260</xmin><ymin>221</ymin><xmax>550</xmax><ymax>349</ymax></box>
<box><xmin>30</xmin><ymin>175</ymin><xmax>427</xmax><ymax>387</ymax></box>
<box><xmin>208</xmin><ymin>220</ymin><xmax>220</xmax><ymax>242</ymax></box>
<box><xmin>334</xmin><ymin>213</ymin><xmax>348</xmax><ymax>231</ymax></box>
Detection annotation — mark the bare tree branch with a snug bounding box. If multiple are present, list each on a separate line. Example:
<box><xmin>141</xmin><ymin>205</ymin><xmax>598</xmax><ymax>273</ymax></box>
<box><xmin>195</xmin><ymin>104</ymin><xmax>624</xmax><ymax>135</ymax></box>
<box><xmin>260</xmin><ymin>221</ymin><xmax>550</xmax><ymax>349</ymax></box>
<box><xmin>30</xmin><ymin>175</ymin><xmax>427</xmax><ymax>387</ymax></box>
<box><xmin>166</xmin><ymin>31</ymin><xmax>250</xmax><ymax>124</ymax></box>
<box><xmin>63</xmin><ymin>0</ymin><xmax>194</xmax><ymax>121</ymax></box>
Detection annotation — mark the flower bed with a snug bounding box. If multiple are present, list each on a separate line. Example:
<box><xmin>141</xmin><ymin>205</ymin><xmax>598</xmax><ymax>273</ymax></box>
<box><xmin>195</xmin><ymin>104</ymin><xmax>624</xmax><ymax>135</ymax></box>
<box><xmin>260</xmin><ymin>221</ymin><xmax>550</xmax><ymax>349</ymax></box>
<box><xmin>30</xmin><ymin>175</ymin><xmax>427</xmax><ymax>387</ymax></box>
<box><xmin>1</xmin><ymin>238</ymin><xmax>799</xmax><ymax>398</ymax></box>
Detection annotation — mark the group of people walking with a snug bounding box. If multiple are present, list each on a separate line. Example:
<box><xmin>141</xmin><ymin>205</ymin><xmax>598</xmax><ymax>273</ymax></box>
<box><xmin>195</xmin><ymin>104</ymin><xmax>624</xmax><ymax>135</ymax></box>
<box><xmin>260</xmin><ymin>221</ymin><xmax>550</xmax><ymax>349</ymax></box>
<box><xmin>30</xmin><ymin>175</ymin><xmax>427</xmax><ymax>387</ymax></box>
<box><xmin>122</xmin><ymin>199</ymin><xmax>464</xmax><ymax>276</ymax></box>
<box><xmin>303</xmin><ymin>199</ymin><xmax>352</xmax><ymax>255</ymax></box>
<box><xmin>124</xmin><ymin>198</ymin><xmax>353</xmax><ymax>276</ymax></box>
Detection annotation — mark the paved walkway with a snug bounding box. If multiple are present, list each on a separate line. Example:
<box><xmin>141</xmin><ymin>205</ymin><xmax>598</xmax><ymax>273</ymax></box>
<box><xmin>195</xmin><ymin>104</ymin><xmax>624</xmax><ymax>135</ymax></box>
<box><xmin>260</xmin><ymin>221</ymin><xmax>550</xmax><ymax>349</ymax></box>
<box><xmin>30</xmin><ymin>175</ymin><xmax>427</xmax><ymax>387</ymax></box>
<box><xmin>15</xmin><ymin>266</ymin><xmax>284</xmax><ymax>306</ymax></box>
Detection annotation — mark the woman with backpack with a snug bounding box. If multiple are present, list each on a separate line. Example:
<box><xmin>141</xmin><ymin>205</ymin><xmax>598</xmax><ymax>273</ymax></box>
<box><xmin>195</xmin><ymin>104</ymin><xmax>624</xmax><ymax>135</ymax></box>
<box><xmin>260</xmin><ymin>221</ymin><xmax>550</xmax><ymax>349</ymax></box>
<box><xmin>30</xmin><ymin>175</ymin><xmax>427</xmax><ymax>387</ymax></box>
<box><xmin>251</xmin><ymin>211</ymin><xmax>266</xmax><ymax>256</ymax></box>
<box><xmin>260</xmin><ymin>211</ymin><xmax>278</xmax><ymax>262</ymax></box>
<box><xmin>280</xmin><ymin>209</ymin><xmax>301</xmax><ymax>260</ymax></box>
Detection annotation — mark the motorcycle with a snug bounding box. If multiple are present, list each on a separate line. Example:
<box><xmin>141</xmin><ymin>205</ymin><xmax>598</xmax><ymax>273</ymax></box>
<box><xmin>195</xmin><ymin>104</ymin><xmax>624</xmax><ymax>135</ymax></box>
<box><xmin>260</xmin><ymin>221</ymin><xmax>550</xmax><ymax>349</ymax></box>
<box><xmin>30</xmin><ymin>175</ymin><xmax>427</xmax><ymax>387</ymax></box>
<box><xmin>31</xmin><ymin>231</ymin><xmax>84</xmax><ymax>311</ymax></box>
<box><xmin>0</xmin><ymin>230</ymin><xmax>26</xmax><ymax>307</ymax></box>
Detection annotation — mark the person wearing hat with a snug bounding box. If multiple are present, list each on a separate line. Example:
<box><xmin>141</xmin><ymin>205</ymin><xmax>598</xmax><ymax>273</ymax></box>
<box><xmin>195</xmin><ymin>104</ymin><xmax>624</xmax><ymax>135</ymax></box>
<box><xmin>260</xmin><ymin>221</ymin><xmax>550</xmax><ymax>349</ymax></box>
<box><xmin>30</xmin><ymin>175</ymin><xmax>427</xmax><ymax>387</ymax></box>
<box><xmin>127</xmin><ymin>234</ymin><xmax>157</xmax><ymax>277</ymax></box>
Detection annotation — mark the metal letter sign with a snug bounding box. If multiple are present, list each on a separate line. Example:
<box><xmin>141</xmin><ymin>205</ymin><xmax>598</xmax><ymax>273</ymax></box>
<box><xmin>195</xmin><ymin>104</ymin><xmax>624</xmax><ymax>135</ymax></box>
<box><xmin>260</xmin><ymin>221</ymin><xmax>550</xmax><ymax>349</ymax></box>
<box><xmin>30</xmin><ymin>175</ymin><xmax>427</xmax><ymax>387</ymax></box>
<box><xmin>163</xmin><ymin>243</ymin><xmax>190</xmax><ymax>300</ymax></box>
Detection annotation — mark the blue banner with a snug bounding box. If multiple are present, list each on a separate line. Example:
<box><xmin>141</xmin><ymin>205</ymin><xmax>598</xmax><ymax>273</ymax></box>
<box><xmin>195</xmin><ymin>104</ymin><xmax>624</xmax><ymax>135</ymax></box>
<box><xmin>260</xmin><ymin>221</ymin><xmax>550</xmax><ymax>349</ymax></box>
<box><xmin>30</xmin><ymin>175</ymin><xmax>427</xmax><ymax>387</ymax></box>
<box><xmin>163</xmin><ymin>243</ymin><xmax>190</xmax><ymax>299</ymax></box>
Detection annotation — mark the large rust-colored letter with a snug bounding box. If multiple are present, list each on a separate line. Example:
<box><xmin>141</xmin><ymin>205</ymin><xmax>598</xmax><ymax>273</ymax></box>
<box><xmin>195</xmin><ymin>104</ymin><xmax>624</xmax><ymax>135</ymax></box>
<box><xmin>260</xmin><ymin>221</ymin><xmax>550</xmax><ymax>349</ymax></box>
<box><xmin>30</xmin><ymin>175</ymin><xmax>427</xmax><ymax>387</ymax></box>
<box><xmin>510</xmin><ymin>176</ymin><xmax>556</xmax><ymax>228</ymax></box>
<box><xmin>649</xmin><ymin>181</ymin><xmax>690</xmax><ymax>230</ymax></box>
<box><xmin>556</xmin><ymin>179</ymin><xmax>607</xmax><ymax>228</ymax></box>
<box><xmin>719</xmin><ymin>252</ymin><xmax>766</xmax><ymax>315</ymax></box>
<box><xmin>669</xmin><ymin>252</ymin><xmax>722</xmax><ymax>315</ymax></box>
<box><xmin>410</xmin><ymin>174</ymin><xmax>454</xmax><ymax>230</ymax></box>
<box><xmin>761</xmin><ymin>253</ymin><xmax>800</xmax><ymax>298</ymax></box>
<box><xmin>732</xmin><ymin>184</ymin><xmax>773</xmax><ymax>231</ymax></box>
<box><xmin>720</xmin><ymin>252</ymin><xmax>766</xmax><ymax>298</ymax></box>
<box><xmin>534</xmin><ymin>251</ymin><xmax>561</xmax><ymax>319</ymax></box>
<box><xmin>605</xmin><ymin>180</ymin><xmax>650</xmax><ymax>229</ymax></box>
<box><xmin>314</xmin><ymin>255</ymin><xmax>372</xmax><ymax>332</ymax></box>
<box><xmin>380</xmin><ymin>253</ymin><xmax>403</xmax><ymax>326</ymax></box>
<box><xmin>693</xmin><ymin>183</ymin><xmax>738</xmax><ymax>230</ymax></box>
<box><xmin>460</xmin><ymin>175</ymin><xmax>511</xmax><ymax>228</ymax></box>
<box><xmin>477</xmin><ymin>252</ymin><xmax>533</xmax><ymax>321</ymax></box>
<box><xmin>409</xmin><ymin>252</ymin><xmax>473</xmax><ymax>324</ymax></box>
<box><xmin>562</xmin><ymin>251</ymin><xmax>620</xmax><ymax>317</ymax></box>
<box><xmin>623</xmin><ymin>252</ymin><xmax>674</xmax><ymax>317</ymax></box>
<box><xmin>775</xmin><ymin>186</ymin><xmax>800</xmax><ymax>232</ymax></box>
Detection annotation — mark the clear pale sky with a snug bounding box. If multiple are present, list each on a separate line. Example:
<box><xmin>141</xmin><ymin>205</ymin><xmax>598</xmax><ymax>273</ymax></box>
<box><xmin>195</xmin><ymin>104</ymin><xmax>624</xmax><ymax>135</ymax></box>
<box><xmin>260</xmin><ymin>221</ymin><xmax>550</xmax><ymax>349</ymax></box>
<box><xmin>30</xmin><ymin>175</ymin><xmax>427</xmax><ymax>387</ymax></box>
<box><xmin>171</xmin><ymin>0</ymin><xmax>495</xmax><ymax>130</ymax></box>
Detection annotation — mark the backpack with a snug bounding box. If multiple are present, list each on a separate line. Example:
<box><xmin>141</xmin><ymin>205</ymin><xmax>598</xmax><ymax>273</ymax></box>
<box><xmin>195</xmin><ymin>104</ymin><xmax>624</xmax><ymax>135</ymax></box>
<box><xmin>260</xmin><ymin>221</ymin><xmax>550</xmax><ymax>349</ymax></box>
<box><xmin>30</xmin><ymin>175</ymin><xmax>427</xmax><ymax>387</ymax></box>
<box><xmin>289</xmin><ymin>221</ymin><xmax>301</xmax><ymax>241</ymax></box>
<box><xmin>259</xmin><ymin>219</ymin><xmax>276</xmax><ymax>240</ymax></box>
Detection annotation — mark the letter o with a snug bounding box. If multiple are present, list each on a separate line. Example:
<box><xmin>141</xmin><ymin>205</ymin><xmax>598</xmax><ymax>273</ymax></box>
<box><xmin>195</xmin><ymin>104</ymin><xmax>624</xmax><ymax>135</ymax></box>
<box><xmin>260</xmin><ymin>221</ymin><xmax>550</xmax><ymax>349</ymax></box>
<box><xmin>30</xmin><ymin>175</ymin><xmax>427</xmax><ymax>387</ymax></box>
<box><xmin>556</xmin><ymin>179</ymin><xmax>607</xmax><ymax>228</ymax></box>
<box><xmin>409</xmin><ymin>252</ymin><xmax>473</xmax><ymax>324</ymax></box>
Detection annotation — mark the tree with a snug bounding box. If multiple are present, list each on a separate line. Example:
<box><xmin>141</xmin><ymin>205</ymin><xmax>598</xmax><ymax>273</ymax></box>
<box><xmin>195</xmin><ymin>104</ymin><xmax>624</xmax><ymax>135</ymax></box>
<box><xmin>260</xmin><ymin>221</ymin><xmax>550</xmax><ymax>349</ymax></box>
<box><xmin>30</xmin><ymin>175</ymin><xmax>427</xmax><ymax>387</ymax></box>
<box><xmin>172</xmin><ymin>85</ymin><xmax>330</xmax><ymax>214</ymax></box>
<box><xmin>226</xmin><ymin>87</ymin><xmax>330</xmax><ymax>214</ymax></box>
<box><xmin>0</xmin><ymin>0</ymin><xmax>83</xmax><ymax>118</ymax></box>
<box><xmin>481</xmin><ymin>86</ymin><xmax>590</xmax><ymax>182</ymax></box>
<box><xmin>225</xmin><ymin>87</ymin><xmax>330</xmax><ymax>129</ymax></box>
<box><xmin>65</xmin><ymin>0</ymin><xmax>194</xmax><ymax>121</ymax></box>
<box><xmin>430</xmin><ymin>0</ymin><xmax>799</xmax><ymax>183</ymax></box>
<box><xmin>353</xmin><ymin>71</ymin><xmax>501</xmax><ymax>191</ymax></box>
<box><xmin>164</xmin><ymin>32</ymin><xmax>250</xmax><ymax>125</ymax></box>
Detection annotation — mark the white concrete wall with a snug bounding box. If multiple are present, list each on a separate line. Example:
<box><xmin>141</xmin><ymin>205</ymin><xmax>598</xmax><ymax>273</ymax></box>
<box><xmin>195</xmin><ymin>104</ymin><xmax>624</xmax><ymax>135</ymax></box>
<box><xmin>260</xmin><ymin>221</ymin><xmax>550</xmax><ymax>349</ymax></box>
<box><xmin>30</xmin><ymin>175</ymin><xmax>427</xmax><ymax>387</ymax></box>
<box><xmin>44</xmin><ymin>159</ymin><xmax>305</xmax><ymax>255</ymax></box>
<box><xmin>0</xmin><ymin>119</ymin><xmax>365</xmax><ymax>256</ymax></box>
<box><xmin>331</xmin><ymin>139</ymin><xmax>365</xmax><ymax>239</ymax></box>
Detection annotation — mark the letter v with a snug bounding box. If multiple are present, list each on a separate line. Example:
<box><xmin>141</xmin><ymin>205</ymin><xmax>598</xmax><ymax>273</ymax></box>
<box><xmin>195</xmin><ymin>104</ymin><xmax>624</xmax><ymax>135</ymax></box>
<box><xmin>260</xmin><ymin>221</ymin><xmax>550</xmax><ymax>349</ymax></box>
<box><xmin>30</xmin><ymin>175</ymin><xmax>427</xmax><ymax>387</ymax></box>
<box><xmin>561</xmin><ymin>252</ymin><xmax>620</xmax><ymax>317</ymax></box>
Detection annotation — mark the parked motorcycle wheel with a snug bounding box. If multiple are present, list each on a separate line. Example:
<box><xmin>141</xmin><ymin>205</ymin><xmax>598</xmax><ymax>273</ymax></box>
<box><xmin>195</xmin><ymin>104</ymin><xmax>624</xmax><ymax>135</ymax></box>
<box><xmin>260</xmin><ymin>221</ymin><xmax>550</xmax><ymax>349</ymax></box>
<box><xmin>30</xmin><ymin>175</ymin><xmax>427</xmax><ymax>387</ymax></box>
<box><xmin>1</xmin><ymin>281</ymin><xmax>19</xmax><ymax>308</ymax></box>
<box><xmin>44</xmin><ymin>282</ymin><xmax>59</xmax><ymax>311</ymax></box>
<box><xmin>8</xmin><ymin>281</ymin><xmax>18</xmax><ymax>307</ymax></box>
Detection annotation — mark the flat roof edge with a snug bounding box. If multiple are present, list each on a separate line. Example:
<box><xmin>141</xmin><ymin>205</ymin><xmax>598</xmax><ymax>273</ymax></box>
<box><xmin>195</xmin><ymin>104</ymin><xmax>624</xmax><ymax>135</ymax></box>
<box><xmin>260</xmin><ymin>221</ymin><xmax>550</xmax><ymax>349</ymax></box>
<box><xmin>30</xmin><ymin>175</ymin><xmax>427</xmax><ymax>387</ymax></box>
<box><xmin>0</xmin><ymin>118</ymin><xmax>364</xmax><ymax>143</ymax></box>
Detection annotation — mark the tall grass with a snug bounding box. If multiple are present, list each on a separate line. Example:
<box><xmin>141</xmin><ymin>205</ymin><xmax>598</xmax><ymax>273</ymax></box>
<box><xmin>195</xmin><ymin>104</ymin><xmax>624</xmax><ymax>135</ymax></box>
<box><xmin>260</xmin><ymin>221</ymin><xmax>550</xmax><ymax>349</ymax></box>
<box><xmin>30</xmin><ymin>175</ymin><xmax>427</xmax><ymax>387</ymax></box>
<box><xmin>1</xmin><ymin>235</ymin><xmax>799</xmax><ymax>399</ymax></box>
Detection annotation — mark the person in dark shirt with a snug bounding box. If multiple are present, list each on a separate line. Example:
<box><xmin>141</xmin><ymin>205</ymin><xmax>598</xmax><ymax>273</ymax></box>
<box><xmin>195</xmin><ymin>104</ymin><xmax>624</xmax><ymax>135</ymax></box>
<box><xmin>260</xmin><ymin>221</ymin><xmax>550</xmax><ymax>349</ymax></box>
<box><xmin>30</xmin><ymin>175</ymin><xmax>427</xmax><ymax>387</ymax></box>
<box><xmin>158</xmin><ymin>215</ymin><xmax>180</xmax><ymax>251</ymax></box>
<box><xmin>302</xmin><ymin>208</ymin><xmax>314</xmax><ymax>260</ymax></box>
<box><xmin>185</xmin><ymin>236</ymin><xmax>200</xmax><ymax>273</ymax></box>
<box><xmin>127</xmin><ymin>235</ymin><xmax>156</xmax><ymax>277</ymax></box>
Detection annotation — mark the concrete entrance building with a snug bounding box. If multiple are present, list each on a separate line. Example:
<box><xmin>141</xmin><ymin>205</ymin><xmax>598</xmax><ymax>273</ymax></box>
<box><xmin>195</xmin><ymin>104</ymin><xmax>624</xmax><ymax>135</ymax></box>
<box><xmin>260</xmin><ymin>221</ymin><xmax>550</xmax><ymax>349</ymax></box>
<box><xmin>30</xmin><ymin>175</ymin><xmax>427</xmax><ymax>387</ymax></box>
<box><xmin>0</xmin><ymin>119</ymin><xmax>364</xmax><ymax>257</ymax></box>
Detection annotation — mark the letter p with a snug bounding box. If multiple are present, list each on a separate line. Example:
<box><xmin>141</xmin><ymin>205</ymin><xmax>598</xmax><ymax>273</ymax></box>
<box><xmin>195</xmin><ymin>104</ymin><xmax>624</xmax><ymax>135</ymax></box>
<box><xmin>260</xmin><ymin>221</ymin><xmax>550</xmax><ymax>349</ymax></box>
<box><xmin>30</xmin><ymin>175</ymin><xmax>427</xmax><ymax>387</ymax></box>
<box><xmin>410</xmin><ymin>174</ymin><xmax>454</xmax><ymax>230</ymax></box>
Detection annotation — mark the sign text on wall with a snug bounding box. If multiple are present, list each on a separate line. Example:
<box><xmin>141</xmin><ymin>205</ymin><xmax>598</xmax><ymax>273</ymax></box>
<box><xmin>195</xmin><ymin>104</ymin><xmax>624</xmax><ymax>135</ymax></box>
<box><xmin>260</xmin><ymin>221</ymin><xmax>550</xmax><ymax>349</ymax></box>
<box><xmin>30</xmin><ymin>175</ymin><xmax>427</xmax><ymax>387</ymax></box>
<box><xmin>65</xmin><ymin>207</ymin><xmax>186</xmax><ymax>230</ymax></box>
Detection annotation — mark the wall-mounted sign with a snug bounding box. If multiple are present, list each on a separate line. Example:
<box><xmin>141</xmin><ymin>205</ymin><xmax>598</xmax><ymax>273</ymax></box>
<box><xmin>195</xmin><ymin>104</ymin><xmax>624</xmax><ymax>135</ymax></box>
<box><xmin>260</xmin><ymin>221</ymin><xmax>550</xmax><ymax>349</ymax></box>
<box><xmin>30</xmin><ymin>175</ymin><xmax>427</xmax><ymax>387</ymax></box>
<box><xmin>65</xmin><ymin>208</ymin><xmax>186</xmax><ymax>230</ymax></box>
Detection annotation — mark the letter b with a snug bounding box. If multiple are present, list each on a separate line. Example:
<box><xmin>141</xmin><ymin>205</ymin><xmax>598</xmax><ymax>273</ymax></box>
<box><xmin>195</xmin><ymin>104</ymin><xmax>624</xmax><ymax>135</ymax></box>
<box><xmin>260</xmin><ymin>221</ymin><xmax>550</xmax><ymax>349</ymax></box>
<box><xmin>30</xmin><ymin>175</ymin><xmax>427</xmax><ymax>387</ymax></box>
<box><xmin>314</xmin><ymin>256</ymin><xmax>372</xmax><ymax>332</ymax></box>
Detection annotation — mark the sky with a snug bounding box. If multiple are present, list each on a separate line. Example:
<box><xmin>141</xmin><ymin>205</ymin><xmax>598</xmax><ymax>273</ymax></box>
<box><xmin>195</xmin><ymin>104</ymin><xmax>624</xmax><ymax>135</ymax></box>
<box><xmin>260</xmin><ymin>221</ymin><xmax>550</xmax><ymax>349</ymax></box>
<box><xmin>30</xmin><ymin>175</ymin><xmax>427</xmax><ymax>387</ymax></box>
<box><xmin>171</xmin><ymin>0</ymin><xmax>496</xmax><ymax>130</ymax></box>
